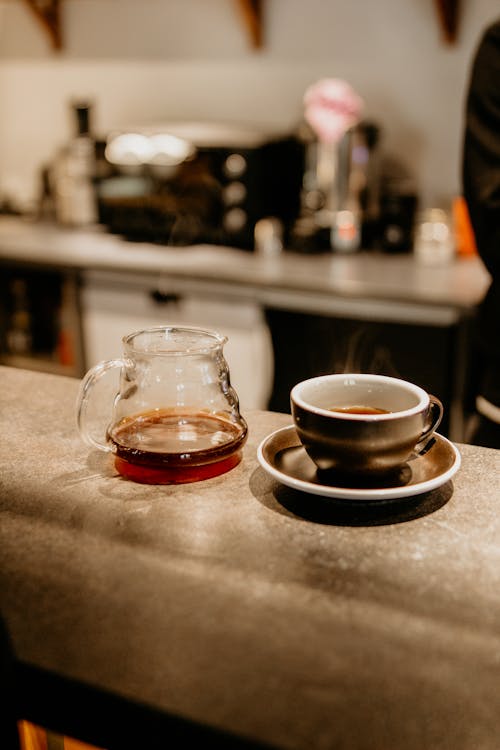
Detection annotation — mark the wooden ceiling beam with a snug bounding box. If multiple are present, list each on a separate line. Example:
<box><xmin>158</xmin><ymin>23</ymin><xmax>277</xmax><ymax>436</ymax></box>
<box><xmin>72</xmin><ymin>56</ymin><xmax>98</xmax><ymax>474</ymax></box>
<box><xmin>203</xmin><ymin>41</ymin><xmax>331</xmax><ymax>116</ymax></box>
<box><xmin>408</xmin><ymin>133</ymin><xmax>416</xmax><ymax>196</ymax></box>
<box><xmin>434</xmin><ymin>0</ymin><xmax>460</xmax><ymax>44</ymax></box>
<box><xmin>17</xmin><ymin>1</ymin><xmax>459</xmax><ymax>54</ymax></box>
<box><xmin>236</xmin><ymin>0</ymin><xmax>263</xmax><ymax>49</ymax></box>
<box><xmin>22</xmin><ymin>0</ymin><xmax>62</xmax><ymax>51</ymax></box>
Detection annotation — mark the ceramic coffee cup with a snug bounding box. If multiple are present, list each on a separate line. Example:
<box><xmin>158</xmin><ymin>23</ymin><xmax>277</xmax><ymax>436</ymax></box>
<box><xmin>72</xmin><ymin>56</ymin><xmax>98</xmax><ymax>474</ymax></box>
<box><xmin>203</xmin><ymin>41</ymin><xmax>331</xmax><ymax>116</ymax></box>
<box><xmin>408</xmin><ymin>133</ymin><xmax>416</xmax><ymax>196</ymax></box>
<box><xmin>290</xmin><ymin>373</ymin><xmax>443</xmax><ymax>476</ymax></box>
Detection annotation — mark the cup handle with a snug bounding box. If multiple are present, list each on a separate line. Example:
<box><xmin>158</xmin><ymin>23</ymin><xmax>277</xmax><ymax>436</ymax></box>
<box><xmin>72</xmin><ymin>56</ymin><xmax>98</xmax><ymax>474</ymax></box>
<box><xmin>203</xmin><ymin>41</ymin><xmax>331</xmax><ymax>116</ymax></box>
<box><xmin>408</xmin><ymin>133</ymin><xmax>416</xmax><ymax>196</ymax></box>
<box><xmin>414</xmin><ymin>394</ymin><xmax>444</xmax><ymax>455</ymax></box>
<box><xmin>76</xmin><ymin>358</ymin><xmax>125</xmax><ymax>452</ymax></box>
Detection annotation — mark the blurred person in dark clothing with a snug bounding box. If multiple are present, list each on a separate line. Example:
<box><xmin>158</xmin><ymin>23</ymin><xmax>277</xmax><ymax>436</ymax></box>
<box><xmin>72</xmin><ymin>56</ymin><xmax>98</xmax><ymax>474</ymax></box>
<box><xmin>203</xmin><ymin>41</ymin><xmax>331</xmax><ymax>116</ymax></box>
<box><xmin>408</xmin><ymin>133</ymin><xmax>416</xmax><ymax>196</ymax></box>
<box><xmin>463</xmin><ymin>18</ymin><xmax>500</xmax><ymax>449</ymax></box>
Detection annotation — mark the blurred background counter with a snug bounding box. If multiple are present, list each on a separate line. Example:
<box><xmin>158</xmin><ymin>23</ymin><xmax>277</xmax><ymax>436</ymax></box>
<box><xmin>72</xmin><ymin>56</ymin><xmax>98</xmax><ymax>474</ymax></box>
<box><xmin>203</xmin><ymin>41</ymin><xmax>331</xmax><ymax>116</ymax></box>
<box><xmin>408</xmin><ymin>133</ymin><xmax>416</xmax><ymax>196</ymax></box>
<box><xmin>0</xmin><ymin>215</ymin><xmax>491</xmax><ymax>441</ymax></box>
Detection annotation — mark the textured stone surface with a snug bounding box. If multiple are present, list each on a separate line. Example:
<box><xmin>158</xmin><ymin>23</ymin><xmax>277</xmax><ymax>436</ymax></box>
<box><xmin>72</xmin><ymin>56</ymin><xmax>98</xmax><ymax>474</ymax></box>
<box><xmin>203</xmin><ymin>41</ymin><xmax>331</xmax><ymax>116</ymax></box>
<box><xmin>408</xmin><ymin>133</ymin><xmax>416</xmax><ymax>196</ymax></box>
<box><xmin>1</xmin><ymin>366</ymin><xmax>500</xmax><ymax>749</ymax></box>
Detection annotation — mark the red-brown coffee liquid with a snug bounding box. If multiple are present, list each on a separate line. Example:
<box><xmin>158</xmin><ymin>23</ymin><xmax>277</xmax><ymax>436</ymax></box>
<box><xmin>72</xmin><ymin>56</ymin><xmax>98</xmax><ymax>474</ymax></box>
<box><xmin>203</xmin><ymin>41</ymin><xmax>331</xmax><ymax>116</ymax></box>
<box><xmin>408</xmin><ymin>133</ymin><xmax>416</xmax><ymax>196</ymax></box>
<box><xmin>328</xmin><ymin>405</ymin><xmax>391</xmax><ymax>415</ymax></box>
<box><xmin>108</xmin><ymin>408</ymin><xmax>247</xmax><ymax>484</ymax></box>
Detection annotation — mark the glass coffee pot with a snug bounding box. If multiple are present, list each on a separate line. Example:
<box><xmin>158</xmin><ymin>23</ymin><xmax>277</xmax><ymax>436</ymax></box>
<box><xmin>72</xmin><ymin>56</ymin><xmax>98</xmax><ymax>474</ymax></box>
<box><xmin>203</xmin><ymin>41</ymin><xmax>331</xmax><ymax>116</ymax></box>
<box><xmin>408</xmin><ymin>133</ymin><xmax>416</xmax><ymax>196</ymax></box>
<box><xmin>76</xmin><ymin>326</ymin><xmax>248</xmax><ymax>484</ymax></box>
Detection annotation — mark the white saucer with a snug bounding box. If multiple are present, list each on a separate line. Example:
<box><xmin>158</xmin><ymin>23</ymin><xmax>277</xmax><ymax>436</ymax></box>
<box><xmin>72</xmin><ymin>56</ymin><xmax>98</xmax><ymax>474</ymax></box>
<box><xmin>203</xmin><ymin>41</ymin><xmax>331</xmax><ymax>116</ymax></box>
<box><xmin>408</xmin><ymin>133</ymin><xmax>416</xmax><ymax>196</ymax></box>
<box><xmin>257</xmin><ymin>425</ymin><xmax>461</xmax><ymax>501</ymax></box>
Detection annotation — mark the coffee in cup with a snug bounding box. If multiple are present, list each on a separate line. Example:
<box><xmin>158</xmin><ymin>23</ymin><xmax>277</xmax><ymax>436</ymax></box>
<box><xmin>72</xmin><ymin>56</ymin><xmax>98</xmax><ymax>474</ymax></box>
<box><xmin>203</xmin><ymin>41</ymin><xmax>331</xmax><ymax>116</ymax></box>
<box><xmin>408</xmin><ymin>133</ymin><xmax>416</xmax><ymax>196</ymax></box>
<box><xmin>291</xmin><ymin>373</ymin><xmax>443</xmax><ymax>476</ymax></box>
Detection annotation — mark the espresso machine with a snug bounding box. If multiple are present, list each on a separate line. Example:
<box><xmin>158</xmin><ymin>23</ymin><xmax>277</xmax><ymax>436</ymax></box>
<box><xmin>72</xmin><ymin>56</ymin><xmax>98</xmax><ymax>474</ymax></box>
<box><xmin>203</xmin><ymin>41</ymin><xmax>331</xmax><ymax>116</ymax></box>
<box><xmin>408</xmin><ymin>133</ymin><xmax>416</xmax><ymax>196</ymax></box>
<box><xmin>290</xmin><ymin>120</ymin><xmax>381</xmax><ymax>253</ymax></box>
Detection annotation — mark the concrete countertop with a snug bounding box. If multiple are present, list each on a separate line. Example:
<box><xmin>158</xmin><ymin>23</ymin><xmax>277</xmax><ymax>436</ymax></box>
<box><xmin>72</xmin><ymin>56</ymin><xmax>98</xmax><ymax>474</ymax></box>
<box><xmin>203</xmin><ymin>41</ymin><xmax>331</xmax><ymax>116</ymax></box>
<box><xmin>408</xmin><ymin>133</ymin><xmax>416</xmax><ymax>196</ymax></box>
<box><xmin>1</xmin><ymin>366</ymin><xmax>500</xmax><ymax>749</ymax></box>
<box><xmin>0</xmin><ymin>216</ymin><xmax>491</xmax><ymax>315</ymax></box>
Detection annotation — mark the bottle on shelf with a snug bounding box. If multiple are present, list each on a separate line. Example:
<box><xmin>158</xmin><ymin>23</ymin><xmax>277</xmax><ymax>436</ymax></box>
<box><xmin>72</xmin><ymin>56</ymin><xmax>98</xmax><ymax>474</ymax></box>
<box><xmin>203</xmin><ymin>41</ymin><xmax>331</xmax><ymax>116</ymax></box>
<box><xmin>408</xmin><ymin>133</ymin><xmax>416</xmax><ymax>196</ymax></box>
<box><xmin>53</xmin><ymin>99</ymin><xmax>98</xmax><ymax>226</ymax></box>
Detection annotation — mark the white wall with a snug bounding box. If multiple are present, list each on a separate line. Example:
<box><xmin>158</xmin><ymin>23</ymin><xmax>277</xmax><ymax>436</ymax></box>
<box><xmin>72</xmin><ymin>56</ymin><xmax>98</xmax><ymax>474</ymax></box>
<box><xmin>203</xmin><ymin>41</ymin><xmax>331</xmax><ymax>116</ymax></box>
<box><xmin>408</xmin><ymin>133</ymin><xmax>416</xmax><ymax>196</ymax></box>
<box><xmin>0</xmin><ymin>0</ymin><xmax>499</xmax><ymax>212</ymax></box>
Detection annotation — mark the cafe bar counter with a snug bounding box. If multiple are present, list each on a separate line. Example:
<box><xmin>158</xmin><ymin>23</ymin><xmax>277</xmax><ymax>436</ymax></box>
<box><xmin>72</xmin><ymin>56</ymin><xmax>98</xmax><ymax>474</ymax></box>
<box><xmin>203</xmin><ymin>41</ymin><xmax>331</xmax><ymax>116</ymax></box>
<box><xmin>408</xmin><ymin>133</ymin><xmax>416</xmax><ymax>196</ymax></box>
<box><xmin>1</xmin><ymin>366</ymin><xmax>500</xmax><ymax>750</ymax></box>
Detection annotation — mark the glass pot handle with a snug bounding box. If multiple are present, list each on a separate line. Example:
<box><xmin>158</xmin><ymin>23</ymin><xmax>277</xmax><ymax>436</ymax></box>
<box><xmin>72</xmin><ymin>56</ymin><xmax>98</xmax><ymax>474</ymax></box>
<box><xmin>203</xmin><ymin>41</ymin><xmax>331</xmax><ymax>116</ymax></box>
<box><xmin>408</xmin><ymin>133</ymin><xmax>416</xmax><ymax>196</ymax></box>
<box><xmin>415</xmin><ymin>394</ymin><xmax>444</xmax><ymax>454</ymax></box>
<box><xmin>76</xmin><ymin>358</ymin><xmax>125</xmax><ymax>452</ymax></box>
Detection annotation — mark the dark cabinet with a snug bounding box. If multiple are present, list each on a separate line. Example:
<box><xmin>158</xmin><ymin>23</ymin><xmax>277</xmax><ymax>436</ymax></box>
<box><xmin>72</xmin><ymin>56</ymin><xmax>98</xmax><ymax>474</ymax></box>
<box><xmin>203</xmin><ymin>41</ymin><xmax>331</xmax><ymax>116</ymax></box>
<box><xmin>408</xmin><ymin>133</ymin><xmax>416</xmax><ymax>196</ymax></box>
<box><xmin>265</xmin><ymin>309</ymin><xmax>470</xmax><ymax>439</ymax></box>
<box><xmin>0</xmin><ymin>266</ymin><xmax>84</xmax><ymax>377</ymax></box>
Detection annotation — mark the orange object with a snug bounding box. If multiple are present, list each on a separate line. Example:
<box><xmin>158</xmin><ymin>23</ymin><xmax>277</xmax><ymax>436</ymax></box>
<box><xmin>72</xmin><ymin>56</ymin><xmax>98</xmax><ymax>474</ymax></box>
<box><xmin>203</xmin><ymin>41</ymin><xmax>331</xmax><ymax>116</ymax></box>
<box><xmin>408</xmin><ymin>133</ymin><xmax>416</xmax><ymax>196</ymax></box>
<box><xmin>18</xmin><ymin>721</ymin><xmax>47</xmax><ymax>750</ymax></box>
<box><xmin>64</xmin><ymin>738</ymin><xmax>103</xmax><ymax>750</ymax></box>
<box><xmin>453</xmin><ymin>195</ymin><xmax>478</xmax><ymax>256</ymax></box>
<box><xmin>18</xmin><ymin>721</ymin><xmax>105</xmax><ymax>750</ymax></box>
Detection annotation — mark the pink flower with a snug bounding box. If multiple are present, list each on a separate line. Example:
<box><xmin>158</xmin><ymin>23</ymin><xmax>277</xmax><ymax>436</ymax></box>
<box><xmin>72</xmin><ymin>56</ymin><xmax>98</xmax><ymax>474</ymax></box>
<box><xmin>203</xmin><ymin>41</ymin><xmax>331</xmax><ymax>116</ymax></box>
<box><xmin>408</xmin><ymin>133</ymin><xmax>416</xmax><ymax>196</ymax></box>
<box><xmin>304</xmin><ymin>78</ymin><xmax>364</xmax><ymax>144</ymax></box>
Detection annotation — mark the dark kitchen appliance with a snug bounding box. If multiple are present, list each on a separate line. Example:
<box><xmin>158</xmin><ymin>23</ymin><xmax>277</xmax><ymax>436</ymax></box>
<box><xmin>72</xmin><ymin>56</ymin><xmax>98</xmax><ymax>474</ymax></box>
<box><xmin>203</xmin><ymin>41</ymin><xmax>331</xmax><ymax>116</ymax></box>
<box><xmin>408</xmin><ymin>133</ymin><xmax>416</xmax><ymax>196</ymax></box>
<box><xmin>96</xmin><ymin>122</ymin><xmax>305</xmax><ymax>250</ymax></box>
